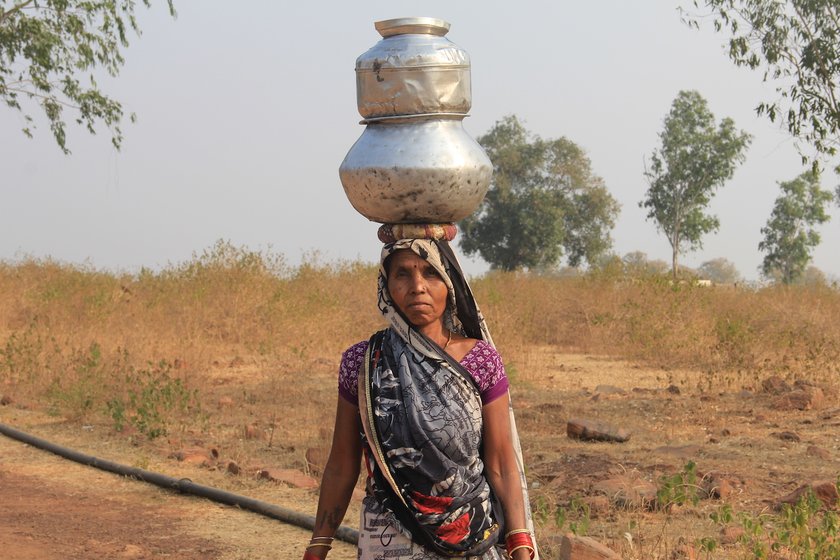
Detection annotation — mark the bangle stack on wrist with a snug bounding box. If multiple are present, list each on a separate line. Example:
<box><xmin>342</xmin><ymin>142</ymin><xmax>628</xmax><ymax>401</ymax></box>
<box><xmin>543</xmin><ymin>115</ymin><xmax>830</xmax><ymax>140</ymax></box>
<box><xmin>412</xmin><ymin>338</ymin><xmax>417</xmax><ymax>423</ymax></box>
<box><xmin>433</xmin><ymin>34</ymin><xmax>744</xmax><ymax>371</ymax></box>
<box><xmin>504</xmin><ymin>529</ymin><xmax>535</xmax><ymax>559</ymax></box>
<box><xmin>303</xmin><ymin>535</ymin><xmax>334</xmax><ymax>559</ymax></box>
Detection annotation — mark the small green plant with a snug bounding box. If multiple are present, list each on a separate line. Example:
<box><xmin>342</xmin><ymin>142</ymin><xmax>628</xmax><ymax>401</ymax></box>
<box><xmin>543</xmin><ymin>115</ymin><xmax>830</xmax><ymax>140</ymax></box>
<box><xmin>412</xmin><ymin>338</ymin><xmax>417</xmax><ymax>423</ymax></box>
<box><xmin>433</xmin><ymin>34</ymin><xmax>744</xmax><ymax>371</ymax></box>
<box><xmin>107</xmin><ymin>360</ymin><xmax>201</xmax><ymax>439</ymax></box>
<box><xmin>553</xmin><ymin>497</ymin><xmax>591</xmax><ymax>535</ymax></box>
<box><xmin>656</xmin><ymin>461</ymin><xmax>701</xmax><ymax>510</ymax></box>
<box><xmin>702</xmin><ymin>482</ymin><xmax>840</xmax><ymax>559</ymax></box>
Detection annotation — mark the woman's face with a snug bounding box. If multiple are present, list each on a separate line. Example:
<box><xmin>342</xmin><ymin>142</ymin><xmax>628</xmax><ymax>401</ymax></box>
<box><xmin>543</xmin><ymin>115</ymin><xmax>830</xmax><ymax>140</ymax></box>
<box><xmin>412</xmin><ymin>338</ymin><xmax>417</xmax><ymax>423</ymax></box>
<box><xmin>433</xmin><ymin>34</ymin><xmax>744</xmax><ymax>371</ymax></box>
<box><xmin>386</xmin><ymin>250</ymin><xmax>449</xmax><ymax>329</ymax></box>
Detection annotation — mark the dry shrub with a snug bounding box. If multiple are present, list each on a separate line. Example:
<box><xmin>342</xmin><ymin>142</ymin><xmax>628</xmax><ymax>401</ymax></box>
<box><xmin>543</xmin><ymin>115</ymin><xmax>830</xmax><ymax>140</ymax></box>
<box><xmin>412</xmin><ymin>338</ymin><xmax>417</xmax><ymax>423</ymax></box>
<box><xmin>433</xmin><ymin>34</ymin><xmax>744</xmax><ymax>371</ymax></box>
<box><xmin>2</xmin><ymin>244</ymin><xmax>839</xmax><ymax>429</ymax></box>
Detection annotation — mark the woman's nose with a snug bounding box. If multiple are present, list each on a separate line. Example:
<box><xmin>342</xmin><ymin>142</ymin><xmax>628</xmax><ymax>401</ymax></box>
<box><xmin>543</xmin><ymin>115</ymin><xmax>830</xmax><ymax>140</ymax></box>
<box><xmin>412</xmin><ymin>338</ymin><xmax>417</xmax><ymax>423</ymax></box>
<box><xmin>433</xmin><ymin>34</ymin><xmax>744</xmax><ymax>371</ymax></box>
<box><xmin>409</xmin><ymin>272</ymin><xmax>427</xmax><ymax>292</ymax></box>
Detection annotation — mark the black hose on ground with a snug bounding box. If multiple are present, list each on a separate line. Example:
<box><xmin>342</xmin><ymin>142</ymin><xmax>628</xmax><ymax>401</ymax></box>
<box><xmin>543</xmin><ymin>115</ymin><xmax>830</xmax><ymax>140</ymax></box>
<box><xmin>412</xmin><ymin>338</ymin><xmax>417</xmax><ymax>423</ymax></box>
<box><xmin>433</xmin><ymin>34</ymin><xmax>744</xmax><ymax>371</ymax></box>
<box><xmin>0</xmin><ymin>422</ymin><xmax>359</xmax><ymax>545</ymax></box>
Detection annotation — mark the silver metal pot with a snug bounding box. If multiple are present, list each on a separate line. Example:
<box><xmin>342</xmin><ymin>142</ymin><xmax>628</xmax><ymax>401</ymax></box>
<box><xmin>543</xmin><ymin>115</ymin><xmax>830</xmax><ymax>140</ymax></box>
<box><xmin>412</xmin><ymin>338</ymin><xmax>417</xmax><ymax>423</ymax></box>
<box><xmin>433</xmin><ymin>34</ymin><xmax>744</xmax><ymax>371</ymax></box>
<box><xmin>340</xmin><ymin>18</ymin><xmax>492</xmax><ymax>225</ymax></box>
<box><xmin>339</xmin><ymin>116</ymin><xmax>491</xmax><ymax>223</ymax></box>
<box><xmin>355</xmin><ymin>17</ymin><xmax>471</xmax><ymax>119</ymax></box>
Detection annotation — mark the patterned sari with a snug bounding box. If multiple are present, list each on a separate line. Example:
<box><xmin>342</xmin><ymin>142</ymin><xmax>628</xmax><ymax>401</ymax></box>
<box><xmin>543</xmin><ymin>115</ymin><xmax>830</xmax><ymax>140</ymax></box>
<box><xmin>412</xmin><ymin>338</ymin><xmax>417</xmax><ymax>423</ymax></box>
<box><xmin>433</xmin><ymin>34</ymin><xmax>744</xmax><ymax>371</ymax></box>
<box><xmin>356</xmin><ymin>239</ymin><xmax>537</xmax><ymax>559</ymax></box>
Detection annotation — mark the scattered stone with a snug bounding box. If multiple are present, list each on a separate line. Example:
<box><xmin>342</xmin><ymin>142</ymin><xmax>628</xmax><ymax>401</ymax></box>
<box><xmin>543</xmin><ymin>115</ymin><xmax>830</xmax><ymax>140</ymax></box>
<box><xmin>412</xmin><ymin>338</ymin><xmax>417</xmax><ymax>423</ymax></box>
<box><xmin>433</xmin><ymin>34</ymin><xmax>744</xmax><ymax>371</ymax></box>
<box><xmin>701</xmin><ymin>473</ymin><xmax>736</xmax><ymax>499</ymax></box>
<box><xmin>806</xmin><ymin>445</ymin><xmax>831</xmax><ymax>460</ymax></box>
<box><xmin>721</xmin><ymin>428</ymin><xmax>731</xmax><ymax>437</ymax></box>
<box><xmin>772</xmin><ymin>388</ymin><xmax>824</xmax><ymax>411</ymax></box>
<box><xmin>0</xmin><ymin>394</ymin><xmax>11</xmax><ymax>406</ymax></box>
<box><xmin>777</xmin><ymin>481</ymin><xmax>839</xmax><ymax>510</ymax></box>
<box><xmin>594</xmin><ymin>384</ymin><xmax>626</xmax><ymax>396</ymax></box>
<box><xmin>217</xmin><ymin>396</ymin><xmax>234</xmax><ymax>408</ymax></box>
<box><xmin>579</xmin><ymin>495</ymin><xmax>611</xmax><ymax>517</ymax></box>
<box><xmin>170</xmin><ymin>448</ymin><xmax>214</xmax><ymax>467</ymax></box>
<box><xmin>762</xmin><ymin>376</ymin><xmax>791</xmax><ymax>395</ymax></box>
<box><xmin>559</xmin><ymin>533</ymin><xmax>621</xmax><ymax>560</ymax></box>
<box><xmin>820</xmin><ymin>408</ymin><xmax>840</xmax><ymax>420</ymax></box>
<box><xmin>226</xmin><ymin>461</ymin><xmax>240</xmax><ymax>475</ymax></box>
<box><xmin>257</xmin><ymin>468</ymin><xmax>318</xmax><ymax>489</ymax></box>
<box><xmin>772</xmin><ymin>431</ymin><xmax>801</xmax><ymax>443</ymax></box>
<box><xmin>666</xmin><ymin>384</ymin><xmax>681</xmax><ymax>395</ymax></box>
<box><xmin>305</xmin><ymin>447</ymin><xmax>330</xmax><ymax>476</ymax></box>
<box><xmin>118</xmin><ymin>544</ymin><xmax>146</xmax><ymax>559</ymax></box>
<box><xmin>244</xmin><ymin>424</ymin><xmax>264</xmax><ymax>440</ymax></box>
<box><xmin>720</xmin><ymin>525</ymin><xmax>745</xmax><ymax>545</ymax></box>
<box><xmin>653</xmin><ymin>444</ymin><xmax>702</xmax><ymax>459</ymax></box>
<box><xmin>567</xmin><ymin>418</ymin><xmax>631</xmax><ymax>443</ymax></box>
<box><xmin>593</xmin><ymin>475</ymin><xmax>657</xmax><ymax>509</ymax></box>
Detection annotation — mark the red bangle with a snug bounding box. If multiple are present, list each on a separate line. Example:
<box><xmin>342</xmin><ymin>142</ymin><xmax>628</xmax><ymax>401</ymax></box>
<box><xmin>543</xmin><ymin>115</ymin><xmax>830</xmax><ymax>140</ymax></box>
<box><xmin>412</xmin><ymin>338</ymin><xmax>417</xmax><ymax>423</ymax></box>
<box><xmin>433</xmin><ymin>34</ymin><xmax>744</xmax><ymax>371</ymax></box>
<box><xmin>505</xmin><ymin>532</ymin><xmax>535</xmax><ymax>559</ymax></box>
<box><xmin>303</xmin><ymin>551</ymin><xmax>321</xmax><ymax>560</ymax></box>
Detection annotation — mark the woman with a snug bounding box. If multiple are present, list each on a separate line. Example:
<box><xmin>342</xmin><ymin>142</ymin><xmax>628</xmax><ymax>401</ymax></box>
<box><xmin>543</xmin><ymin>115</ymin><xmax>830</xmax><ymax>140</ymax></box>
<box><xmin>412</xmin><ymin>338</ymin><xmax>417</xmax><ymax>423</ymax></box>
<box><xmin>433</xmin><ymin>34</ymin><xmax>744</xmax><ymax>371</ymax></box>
<box><xmin>302</xmin><ymin>237</ymin><xmax>536</xmax><ymax>560</ymax></box>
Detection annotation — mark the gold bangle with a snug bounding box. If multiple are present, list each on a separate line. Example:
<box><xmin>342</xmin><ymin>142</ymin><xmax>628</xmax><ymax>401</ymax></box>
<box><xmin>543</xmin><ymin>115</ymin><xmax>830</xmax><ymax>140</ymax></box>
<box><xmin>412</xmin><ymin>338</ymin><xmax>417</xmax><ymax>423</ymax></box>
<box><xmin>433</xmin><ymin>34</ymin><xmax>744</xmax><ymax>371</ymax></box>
<box><xmin>306</xmin><ymin>543</ymin><xmax>333</xmax><ymax>550</ymax></box>
<box><xmin>309</xmin><ymin>536</ymin><xmax>334</xmax><ymax>542</ymax></box>
<box><xmin>505</xmin><ymin>528</ymin><xmax>531</xmax><ymax>538</ymax></box>
<box><xmin>509</xmin><ymin>544</ymin><xmax>535</xmax><ymax>559</ymax></box>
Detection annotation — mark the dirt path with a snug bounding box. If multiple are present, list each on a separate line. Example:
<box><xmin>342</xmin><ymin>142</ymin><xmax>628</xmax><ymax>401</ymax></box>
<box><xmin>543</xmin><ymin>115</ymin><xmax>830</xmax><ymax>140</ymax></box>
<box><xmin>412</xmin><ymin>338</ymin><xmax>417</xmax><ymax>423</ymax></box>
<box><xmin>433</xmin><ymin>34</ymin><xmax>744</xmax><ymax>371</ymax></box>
<box><xmin>0</xmin><ymin>424</ymin><xmax>357</xmax><ymax>560</ymax></box>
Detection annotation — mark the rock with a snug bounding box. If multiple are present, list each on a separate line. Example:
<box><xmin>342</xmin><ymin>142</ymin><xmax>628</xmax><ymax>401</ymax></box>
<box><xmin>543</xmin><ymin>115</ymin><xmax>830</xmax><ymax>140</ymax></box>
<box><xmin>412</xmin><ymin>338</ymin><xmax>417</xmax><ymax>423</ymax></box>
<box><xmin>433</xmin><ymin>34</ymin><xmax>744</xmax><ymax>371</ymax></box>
<box><xmin>701</xmin><ymin>473</ymin><xmax>736</xmax><ymax>499</ymax></box>
<box><xmin>305</xmin><ymin>447</ymin><xmax>330</xmax><ymax>476</ymax></box>
<box><xmin>772</xmin><ymin>388</ymin><xmax>824</xmax><ymax>411</ymax></box>
<box><xmin>806</xmin><ymin>445</ymin><xmax>830</xmax><ymax>460</ymax></box>
<box><xmin>593</xmin><ymin>385</ymin><xmax>626</xmax><ymax>396</ymax></box>
<box><xmin>777</xmin><ymin>481</ymin><xmax>839</xmax><ymax>510</ymax></box>
<box><xmin>653</xmin><ymin>444</ymin><xmax>702</xmax><ymax>459</ymax></box>
<box><xmin>737</xmin><ymin>389</ymin><xmax>753</xmax><ymax>399</ymax></box>
<box><xmin>762</xmin><ymin>376</ymin><xmax>791</xmax><ymax>395</ymax></box>
<box><xmin>772</xmin><ymin>431</ymin><xmax>801</xmax><ymax>442</ymax></box>
<box><xmin>671</xmin><ymin>543</ymin><xmax>697</xmax><ymax>559</ymax></box>
<box><xmin>257</xmin><ymin>468</ymin><xmax>319</xmax><ymax>490</ymax></box>
<box><xmin>226</xmin><ymin>461</ymin><xmax>240</xmax><ymax>475</ymax></box>
<box><xmin>559</xmin><ymin>533</ymin><xmax>621</xmax><ymax>560</ymax></box>
<box><xmin>819</xmin><ymin>408</ymin><xmax>840</xmax><ymax>420</ymax></box>
<box><xmin>666</xmin><ymin>384</ymin><xmax>681</xmax><ymax>395</ymax></box>
<box><xmin>579</xmin><ymin>495</ymin><xmax>611</xmax><ymax>517</ymax></box>
<box><xmin>244</xmin><ymin>424</ymin><xmax>264</xmax><ymax>440</ymax></box>
<box><xmin>720</xmin><ymin>526</ymin><xmax>744</xmax><ymax>545</ymax></box>
<box><xmin>169</xmin><ymin>447</ymin><xmax>214</xmax><ymax>467</ymax></box>
<box><xmin>593</xmin><ymin>476</ymin><xmax>657</xmax><ymax>509</ymax></box>
<box><xmin>217</xmin><ymin>396</ymin><xmax>234</xmax><ymax>408</ymax></box>
<box><xmin>0</xmin><ymin>394</ymin><xmax>12</xmax><ymax>406</ymax></box>
<box><xmin>567</xmin><ymin>418</ymin><xmax>631</xmax><ymax>443</ymax></box>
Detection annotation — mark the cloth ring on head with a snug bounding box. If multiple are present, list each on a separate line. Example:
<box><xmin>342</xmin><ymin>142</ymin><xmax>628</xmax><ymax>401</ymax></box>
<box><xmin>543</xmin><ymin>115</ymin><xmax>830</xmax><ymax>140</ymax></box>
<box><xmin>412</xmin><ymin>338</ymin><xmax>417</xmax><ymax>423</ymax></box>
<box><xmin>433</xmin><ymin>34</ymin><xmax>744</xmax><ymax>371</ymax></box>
<box><xmin>377</xmin><ymin>223</ymin><xmax>457</xmax><ymax>243</ymax></box>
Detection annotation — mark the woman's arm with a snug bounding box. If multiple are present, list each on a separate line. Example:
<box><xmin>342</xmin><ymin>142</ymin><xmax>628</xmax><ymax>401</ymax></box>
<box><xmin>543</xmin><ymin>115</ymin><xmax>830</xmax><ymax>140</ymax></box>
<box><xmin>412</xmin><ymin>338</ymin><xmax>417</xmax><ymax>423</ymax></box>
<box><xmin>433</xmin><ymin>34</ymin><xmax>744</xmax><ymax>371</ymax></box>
<box><xmin>482</xmin><ymin>394</ymin><xmax>533</xmax><ymax>560</ymax></box>
<box><xmin>304</xmin><ymin>397</ymin><xmax>363</xmax><ymax>559</ymax></box>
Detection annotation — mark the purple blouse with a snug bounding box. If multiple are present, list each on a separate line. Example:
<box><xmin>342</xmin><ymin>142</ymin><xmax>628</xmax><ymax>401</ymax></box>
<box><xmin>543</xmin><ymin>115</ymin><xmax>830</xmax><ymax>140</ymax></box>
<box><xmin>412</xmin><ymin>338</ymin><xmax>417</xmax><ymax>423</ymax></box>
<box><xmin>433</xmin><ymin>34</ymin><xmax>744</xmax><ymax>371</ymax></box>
<box><xmin>338</xmin><ymin>339</ymin><xmax>509</xmax><ymax>406</ymax></box>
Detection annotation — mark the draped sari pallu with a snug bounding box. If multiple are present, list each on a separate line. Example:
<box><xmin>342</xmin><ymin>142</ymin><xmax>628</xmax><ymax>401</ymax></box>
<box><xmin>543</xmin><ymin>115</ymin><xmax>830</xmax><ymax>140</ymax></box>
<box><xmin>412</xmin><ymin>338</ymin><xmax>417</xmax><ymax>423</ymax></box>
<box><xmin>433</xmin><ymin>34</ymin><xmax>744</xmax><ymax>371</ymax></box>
<box><xmin>358</xmin><ymin>329</ymin><xmax>503</xmax><ymax>559</ymax></box>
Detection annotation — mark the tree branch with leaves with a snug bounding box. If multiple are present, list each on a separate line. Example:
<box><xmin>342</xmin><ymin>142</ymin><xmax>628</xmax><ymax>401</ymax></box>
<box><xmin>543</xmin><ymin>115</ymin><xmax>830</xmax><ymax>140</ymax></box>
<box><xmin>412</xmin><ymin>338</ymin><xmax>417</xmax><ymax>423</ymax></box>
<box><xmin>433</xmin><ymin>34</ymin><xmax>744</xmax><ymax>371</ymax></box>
<box><xmin>0</xmin><ymin>0</ymin><xmax>176</xmax><ymax>153</ymax></box>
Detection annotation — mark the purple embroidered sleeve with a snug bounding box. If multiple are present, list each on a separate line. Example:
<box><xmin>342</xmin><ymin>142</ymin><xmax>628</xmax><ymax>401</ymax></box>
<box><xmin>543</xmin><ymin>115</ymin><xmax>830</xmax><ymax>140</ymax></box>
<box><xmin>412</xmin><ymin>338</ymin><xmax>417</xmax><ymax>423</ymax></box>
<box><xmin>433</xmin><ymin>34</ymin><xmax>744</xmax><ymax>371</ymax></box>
<box><xmin>337</xmin><ymin>339</ymin><xmax>508</xmax><ymax>406</ymax></box>
<box><xmin>461</xmin><ymin>340</ymin><xmax>509</xmax><ymax>405</ymax></box>
<box><xmin>338</xmin><ymin>340</ymin><xmax>368</xmax><ymax>405</ymax></box>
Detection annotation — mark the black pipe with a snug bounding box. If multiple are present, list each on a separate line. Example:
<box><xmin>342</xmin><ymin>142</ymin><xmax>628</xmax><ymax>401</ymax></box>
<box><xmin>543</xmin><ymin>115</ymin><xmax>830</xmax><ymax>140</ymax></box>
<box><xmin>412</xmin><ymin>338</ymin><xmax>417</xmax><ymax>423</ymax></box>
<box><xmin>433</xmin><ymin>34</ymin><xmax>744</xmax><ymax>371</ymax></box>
<box><xmin>0</xmin><ymin>422</ymin><xmax>359</xmax><ymax>545</ymax></box>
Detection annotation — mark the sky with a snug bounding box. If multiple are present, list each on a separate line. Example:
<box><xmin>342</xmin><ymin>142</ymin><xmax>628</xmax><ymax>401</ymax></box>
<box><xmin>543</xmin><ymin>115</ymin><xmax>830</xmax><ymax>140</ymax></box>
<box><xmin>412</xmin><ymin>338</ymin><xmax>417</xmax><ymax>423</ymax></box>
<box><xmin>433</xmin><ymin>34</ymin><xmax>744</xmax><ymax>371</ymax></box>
<box><xmin>2</xmin><ymin>2</ymin><xmax>838</xmax><ymax>282</ymax></box>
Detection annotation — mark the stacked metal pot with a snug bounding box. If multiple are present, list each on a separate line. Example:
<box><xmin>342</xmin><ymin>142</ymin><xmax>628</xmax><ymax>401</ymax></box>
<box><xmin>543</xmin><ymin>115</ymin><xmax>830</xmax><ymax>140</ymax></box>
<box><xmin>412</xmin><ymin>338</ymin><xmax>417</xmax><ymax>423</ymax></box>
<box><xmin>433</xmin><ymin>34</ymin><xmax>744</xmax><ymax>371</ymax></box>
<box><xmin>339</xmin><ymin>17</ymin><xmax>492</xmax><ymax>225</ymax></box>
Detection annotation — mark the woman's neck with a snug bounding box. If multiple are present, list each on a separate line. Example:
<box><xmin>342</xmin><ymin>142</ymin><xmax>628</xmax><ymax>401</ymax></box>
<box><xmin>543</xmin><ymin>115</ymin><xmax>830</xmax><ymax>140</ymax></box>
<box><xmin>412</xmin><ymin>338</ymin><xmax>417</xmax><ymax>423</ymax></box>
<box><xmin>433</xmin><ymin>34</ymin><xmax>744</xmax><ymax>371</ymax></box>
<box><xmin>418</xmin><ymin>322</ymin><xmax>448</xmax><ymax>348</ymax></box>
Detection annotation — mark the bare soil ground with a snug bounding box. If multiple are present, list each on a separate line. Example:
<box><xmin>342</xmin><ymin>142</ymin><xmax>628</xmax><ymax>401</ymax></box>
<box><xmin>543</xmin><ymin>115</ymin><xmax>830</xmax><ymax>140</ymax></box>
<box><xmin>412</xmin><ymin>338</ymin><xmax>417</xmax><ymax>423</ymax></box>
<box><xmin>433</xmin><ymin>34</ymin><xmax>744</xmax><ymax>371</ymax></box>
<box><xmin>1</xmin><ymin>347</ymin><xmax>838</xmax><ymax>559</ymax></box>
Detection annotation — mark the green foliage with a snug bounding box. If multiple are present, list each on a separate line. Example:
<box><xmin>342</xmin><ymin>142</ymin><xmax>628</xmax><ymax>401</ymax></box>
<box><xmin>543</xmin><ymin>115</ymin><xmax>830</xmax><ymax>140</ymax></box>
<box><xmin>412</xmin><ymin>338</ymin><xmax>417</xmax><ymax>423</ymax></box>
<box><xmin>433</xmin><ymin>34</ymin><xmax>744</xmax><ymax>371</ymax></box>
<box><xmin>0</xmin><ymin>0</ymin><xmax>176</xmax><ymax>153</ymax></box>
<box><xmin>107</xmin><ymin>359</ymin><xmax>200</xmax><ymax>439</ymax></box>
<box><xmin>460</xmin><ymin>115</ymin><xmax>620</xmax><ymax>271</ymax></box>
<box><xmin>759</xmin><ymin>170</ymin><xmax>833</xmax><ymax>284</ymax></box>
<box><xmin>686</xmin><ymin>0</ymin><xmax>840</xmax><ymax>165</ymax></box>
<box><xmin>704</xmin><ymin>483</ymin><xmax>840</xmax><ymax>559</ymax></box>
<box><xmin>656</xmin><ymin>461</ymin><xmax>702</xmax><ymax>510</ymax></box>
<box><xmin>641</xmin><ymin>90</ymin><xmax>752</xmax><ymax>280</ymax></box>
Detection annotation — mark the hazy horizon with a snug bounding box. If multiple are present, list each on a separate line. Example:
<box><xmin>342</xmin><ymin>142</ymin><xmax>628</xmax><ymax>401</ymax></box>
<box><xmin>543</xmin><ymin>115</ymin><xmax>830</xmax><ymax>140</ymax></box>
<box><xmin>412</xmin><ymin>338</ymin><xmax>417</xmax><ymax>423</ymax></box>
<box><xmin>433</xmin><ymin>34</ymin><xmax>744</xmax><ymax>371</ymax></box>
<box><xmin>2</xmin><ymin>2</ymin><xmax>838</xmax><ymax>282</ymax></box>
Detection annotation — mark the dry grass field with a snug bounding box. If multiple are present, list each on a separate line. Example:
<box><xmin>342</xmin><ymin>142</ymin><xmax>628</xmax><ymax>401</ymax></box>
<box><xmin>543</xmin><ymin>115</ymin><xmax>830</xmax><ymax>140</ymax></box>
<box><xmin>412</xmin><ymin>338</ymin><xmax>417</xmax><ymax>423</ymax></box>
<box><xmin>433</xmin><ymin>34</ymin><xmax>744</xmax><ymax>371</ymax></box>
<box><xmin>1</xmin><ymin>241</ymin><xmax>839</xmax><ymax>559</ymax></box>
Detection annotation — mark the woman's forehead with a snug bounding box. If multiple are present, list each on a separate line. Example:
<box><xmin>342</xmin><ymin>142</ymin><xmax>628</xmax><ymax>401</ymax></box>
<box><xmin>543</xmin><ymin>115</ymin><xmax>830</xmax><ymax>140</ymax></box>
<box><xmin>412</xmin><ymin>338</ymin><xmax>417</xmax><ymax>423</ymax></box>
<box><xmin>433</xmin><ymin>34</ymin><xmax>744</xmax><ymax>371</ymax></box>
<box><xmin>388</xmin><ymin>249</ymin><xmax>429</xmax><ymax>268</ymax></box>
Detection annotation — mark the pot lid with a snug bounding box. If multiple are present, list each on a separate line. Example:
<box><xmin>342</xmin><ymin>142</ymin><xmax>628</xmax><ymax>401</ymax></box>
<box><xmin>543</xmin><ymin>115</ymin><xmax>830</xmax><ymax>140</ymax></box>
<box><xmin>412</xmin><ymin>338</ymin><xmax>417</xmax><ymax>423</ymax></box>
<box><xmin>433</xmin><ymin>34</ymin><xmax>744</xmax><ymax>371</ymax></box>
<box><xmin>374</xmin><ymin>17</ymin><xmax>450</xmax><ymax>38</ymax></box>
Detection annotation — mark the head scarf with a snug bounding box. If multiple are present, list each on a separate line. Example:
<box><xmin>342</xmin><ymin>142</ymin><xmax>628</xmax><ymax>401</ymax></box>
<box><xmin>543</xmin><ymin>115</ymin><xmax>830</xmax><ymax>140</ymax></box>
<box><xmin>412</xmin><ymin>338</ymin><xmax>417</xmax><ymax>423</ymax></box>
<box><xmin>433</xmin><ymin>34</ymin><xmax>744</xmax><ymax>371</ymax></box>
<box><xmin>358</xmin><ymin>238</ymin><xmax>537</xmax><ymax>558</ymax></box>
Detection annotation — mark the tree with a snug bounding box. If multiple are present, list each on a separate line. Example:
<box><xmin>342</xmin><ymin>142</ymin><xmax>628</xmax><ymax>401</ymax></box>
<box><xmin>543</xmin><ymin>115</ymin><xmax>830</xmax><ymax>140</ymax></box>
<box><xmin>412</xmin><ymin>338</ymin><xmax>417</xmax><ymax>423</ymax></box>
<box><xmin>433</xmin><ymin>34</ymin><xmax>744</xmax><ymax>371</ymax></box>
<box><xmin>0</xmin><ymin>0</ymin><xmax>176</xmax><ymax>153</ymax></box>
<box><xmin>622</xmin><ymin>251</ymin><xmax>669</xmax><ymax>277</ymax></box>
<box><xmin>759</xmin><ymin>170</ymin><xmax>833</xmax><ymax>284</ymax></box>
<box><xmin>697</xmin><ymin>257</ymin><xmax>741</xmax><ymax>283</ymax></box>
<box><xmin>459</xmin><ymin>115</ymin><xmax>620</xmax><ymax>271</ymax></box>
<box><xmin>685</xmin><ymin>1</ymin><xmax>840</xmax><ymax>166</ymax></box>
<box><xmin>640</xmin><ymin>90</ymin><xmax>752</xmax><ymax>280</ymax></box>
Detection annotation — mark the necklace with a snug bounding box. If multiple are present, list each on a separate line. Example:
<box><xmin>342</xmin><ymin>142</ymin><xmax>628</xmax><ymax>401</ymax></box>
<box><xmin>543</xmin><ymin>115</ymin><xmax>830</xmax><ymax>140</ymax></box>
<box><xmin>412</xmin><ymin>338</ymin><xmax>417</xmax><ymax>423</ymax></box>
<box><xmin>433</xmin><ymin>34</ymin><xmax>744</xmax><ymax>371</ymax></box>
<box><xmin>443</xmin><ymin>330</ymin><xmax>452</xmax><ymax>350</ymax></box>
